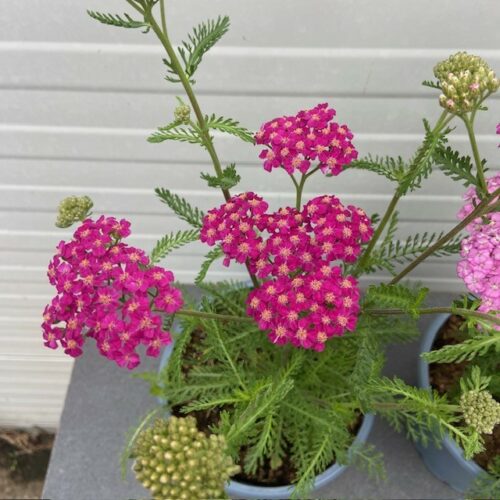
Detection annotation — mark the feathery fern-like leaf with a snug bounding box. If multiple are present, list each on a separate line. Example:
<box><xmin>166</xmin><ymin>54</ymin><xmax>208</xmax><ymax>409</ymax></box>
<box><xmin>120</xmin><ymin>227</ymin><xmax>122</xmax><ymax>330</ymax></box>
<box><xmin>195</xmin><ymin>246</ymin><xmax>224</xmax><ymax>285</ymax></box>
<box><xmin>205</xmin><ymin>115</ymin><xmax>255</xmax><ymax>143</ymax></box>
<box><xmin>155</xmin><ymin>188</ymin><xmax>204</xmax><ymax>228</ymax></box>
<box><xmin>349</xmin><ymin>155</ymin><xmax>406</xmax><ymax>183</ymax></box>
<box><xmin>364</xmin><ymin>283</ymin><xmax>428</xmax><ymax>317</ymax></box>
<box><xmin>433</xmin><ymin>145</ymin><xmax>484</xmax><ymax>188</ymax></box>
<box><xmin>200</xmin><ymin>164</ymin><xmax>241</xmax><ymax>190</ymax></box>
<box><xmin>164</xmin><ymin>16</ymin><xmax>230</xmax><ymax>82</ymax></box>
<box><xmin>148</xmin><ymin>124</ymin><xmax>203</xmax><ymax>145</ymax></box>
<box><xmin>150</xmin><ymin>229</ymin><xmax>199</xmax><ymax>264</ymax></box>
<box><xmin>423</xmin><ymin>331</ymin><xmax>500</xmax><ymax>364</ymax></box>
<box><xmin>398</xmin><ymin>119</ymin><xmax>449</xmax><ymax>194</ymax></box>
<box><xmin>87</xmin><ymin>10</ymin><xmax>150</xmax><ymax>32</ymax></box>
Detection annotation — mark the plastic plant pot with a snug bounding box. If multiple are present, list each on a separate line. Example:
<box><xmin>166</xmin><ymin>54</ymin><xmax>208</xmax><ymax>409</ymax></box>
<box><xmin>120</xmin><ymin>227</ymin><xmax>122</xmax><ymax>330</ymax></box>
<box><xmin>415</xmin><ymin>313</ymin><xmax>484</xmax><ymax>493</ymax></box>
<box><xmin>158</xmin><ymin>342</ymin><xmax>375</xmax><ymax>499</ymax></box>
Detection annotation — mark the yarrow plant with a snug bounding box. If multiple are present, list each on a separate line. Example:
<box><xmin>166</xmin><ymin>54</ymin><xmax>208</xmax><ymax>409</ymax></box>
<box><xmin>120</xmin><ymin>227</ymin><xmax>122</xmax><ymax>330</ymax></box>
<box><xmin>41</xmin><ymin>1</ymin><xmax>500</xmax><ymax>498</ymax></box>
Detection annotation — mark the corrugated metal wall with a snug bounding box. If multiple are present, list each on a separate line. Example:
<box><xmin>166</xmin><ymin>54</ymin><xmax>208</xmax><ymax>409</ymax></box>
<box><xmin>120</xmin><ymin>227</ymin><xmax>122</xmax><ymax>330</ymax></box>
<box><xmin>1</xmin><ymin>0</ymin><xmax>499</xmax><ymax>427</ymax></box>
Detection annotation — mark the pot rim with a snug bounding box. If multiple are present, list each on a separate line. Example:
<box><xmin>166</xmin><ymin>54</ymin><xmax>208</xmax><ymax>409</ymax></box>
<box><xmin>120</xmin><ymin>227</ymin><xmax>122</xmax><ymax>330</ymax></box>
<box><xmin>417</xmin><ymin>312</ymin><xmax>483</xmax><ymax>476</ymax></box>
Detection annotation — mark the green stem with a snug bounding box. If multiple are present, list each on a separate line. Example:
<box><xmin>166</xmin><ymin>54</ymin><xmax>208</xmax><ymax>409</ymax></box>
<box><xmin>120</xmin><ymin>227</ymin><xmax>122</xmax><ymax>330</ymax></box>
<box><xmin>364</xmin><ymin>306</ymin><xmax>500</xmax><ymax>327</ymax></box>
<box><xmin>354</xmin><ymin>111</ymin><xmax>451</xmax><ymax>276</ymax></box>
<box><xmin>354</xmin><ymin>193</ymin><xmax>401</xmax><ymax>274</ymax></box>
<box><xmin>176</xmin><ymin>308</ymin><xmax>253</xmax><ymax>323</ymax></box>
<box><xmin>126</xmin><ymin>0</ymin><xmax>144</xmax><ymax>14</ymax></box>
<box><xmin>390</xmin><ymin>189</ymin><xmax>500</xmax><ymax>284</ymax></box>
<box><xmin>295</xmin><ymin>174</ymin><xmax>307</xmax><ymax>210</ymax></box>
<box><xmin>159</xmin><ymin>0</ymin><xmax>167</xmax><ymax>34</ymax></box>
<box><xmin>143</xmin><ymin>5</ymin><xmax>259</xmax><ymax>288</ymax></box>
<box><xmin>462</xmin><ymin>115</ymin><xmax>488</xmax><ymax>195</ymax></box>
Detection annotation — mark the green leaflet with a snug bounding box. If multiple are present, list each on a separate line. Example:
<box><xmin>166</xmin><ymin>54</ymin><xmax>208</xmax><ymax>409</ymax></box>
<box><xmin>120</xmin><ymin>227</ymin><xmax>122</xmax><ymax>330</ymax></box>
<box><xmin>150</xmin><ymin>229</ymin><xmax>200</xmax><ymax>265</ymax></box>
<box><xmin>201</xmin><ymin>164</ymin><xmax>241</xmax><ymax>190</ymax></box>
<box><xmin>433</xmin><ymin>145</ymin><xmax>485</xmax><ymax>188</ymax></box>
<box><xmin>195</xmin><ymin>247</ymin><xmax>224</xmax><ymax>285</ymax></box>
<box><xmin>87</xmin><ymin>10</ymin><xmax>150</xmax><ymax>32</ymax></box>
<box><xmin>164</xmin><ymin>16</ymin><xmax>230</xmax><ymax>83</ymax></box>
<box><xmin>367</xmin><ymin>230</ymin><xmax>462</xmax><ymax>274</ymax></box>
<box><xmin>364</xmin><ymin>283</ymin><xmax>429</xmax><ymax>318</ymax></box>
<box><xmin>155</xmin><ymin>188</ymin><xmax>204</xmax><ymax>228</ymax></box>
<box><xmin>205</xmin><ymin>115</ymin><xmax>255</xmax><ymax>144</ymax></box>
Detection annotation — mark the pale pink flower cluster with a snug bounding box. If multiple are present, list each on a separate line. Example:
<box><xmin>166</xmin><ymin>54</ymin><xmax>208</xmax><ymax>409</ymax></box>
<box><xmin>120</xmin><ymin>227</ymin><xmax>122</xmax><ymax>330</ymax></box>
<box><xmin>457</xmin><ymin>173</ymin><xmax>500</xmax><ymax>231</ymax></box>
<box><xmin>201</xmin><ymin>192</ymin><xmax>373</xmax><ymax>350</ymax></box>
<box><xmin>42</xmin><ymin>217</ymin><xmax>183</xmax><ymax>369</ymax></box>
<box><xmin>457</xmin><ymin>173</ymin><xmax>500</xmax><ymax>326</ymax></box>
<box><xmin>255</xmin><ymin>103</ymin><xmax>358</xmax><ymax>176</ymax></box>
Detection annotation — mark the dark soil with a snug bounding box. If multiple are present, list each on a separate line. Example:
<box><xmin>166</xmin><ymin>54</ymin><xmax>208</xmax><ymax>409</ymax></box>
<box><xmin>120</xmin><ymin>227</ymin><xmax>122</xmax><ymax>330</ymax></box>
<box><xmin>172</xmin><ymin>328</ymin><xmax>362</xmax><ymax>487</ymax></box>
<box><xmin>429</xmin><ymin>315</ymin><xmax>499</xmax><ymax>470</ymax></box>
<box><xmin>0</xmin><ymin>427</ymin><xmax>54</xmax><ymax>500</ymax></box>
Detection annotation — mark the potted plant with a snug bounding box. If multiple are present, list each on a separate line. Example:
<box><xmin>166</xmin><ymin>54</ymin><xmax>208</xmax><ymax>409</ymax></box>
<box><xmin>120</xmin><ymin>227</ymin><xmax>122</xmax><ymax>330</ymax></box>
<box><xmin>416</xmin><ymin>121</ymin><xmax>500</xmax><ymax>495</ymax></box>
<box><xmin>40</xmin><ymin>1</ymin><xmax>500</xmax><ymax>498</ymax></box>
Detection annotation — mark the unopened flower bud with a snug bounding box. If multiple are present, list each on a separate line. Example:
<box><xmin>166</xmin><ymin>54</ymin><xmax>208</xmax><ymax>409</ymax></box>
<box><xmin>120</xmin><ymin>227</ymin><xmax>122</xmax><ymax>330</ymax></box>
<box><xmin>132</xmin><ymin>416</ymin><xmax>240</xmax><ymax>500</ymax></box>
<box><xmin>55</xmin><ymin>196</ymin><xmax>93</xmax><ymax>228</ymax></box>
<box><xmin>433</xmin><ymin>51</ymin><xmax>499</xmax><ymax>114</ymax></box>
<box><xmin>460</xmin><ymin>389</ymin><xmax>500</xmax><ymax>435</ymax></box>
<box><xmin>174</xmin><ymin>104</ymin><xmax>191</xmax><ymax>124</ymax></box>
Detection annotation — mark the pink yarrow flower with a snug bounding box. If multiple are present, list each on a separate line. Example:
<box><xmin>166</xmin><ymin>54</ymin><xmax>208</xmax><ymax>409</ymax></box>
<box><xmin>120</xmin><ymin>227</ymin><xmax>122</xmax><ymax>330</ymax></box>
<box><xmin>201</xmin><ymin>192</ymin><xmax>373</xmax><ymax>350</ymax></box>
<box><xmin>42</xmin><ymin>216</ymin><xmax>183</xmax><ymax>369</ymax></box>
<box><xmin>457</xmin><ymin>175</ymin><xmax>500</xmax><ymax>329</ymax></box>
<box><xmin>255</xmin><ymin>103</ymin><xmax>358</xmax><ymax>176</ymax></box>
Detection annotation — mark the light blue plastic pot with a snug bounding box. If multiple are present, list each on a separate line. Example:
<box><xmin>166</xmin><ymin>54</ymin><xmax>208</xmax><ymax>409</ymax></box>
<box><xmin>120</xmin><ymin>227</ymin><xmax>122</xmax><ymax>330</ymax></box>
<box><xmin>158</xmin><ymin>343</ymin><xmax>375</xmax><ymax>499</ymax></box>
<box><xmin>415</xmin><ymin>313</ymin><xmax>484</xmax><ymax>493</ymax></box>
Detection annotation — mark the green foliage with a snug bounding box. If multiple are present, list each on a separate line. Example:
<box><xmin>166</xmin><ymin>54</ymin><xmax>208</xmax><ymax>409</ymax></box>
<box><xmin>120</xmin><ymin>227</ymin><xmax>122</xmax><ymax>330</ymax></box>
<box><xmin>423</xmin><ymin>330</ymin><xmax>500</xmax><ymax>364</ymax></box>
<box><xmin>150</xmin><ymin>229</ymin><xmax>199</xmax><ymax>264</ymax></box>
<box><xmin>349</xmin><ymin>155</ymin><xmax>407</xmax><ymax>183</ymax></box>
<box><xmin>364</xmin><ymin>283</ymin><xmax>429</xmax><ymax>318</ymax></box>
<box><xmin>398</xmin><ymin>119</ymin><xmax>450</xmax><ymax>195</ymax></box>
<box><xmin>367</xmin><ymin>230</ymin><xmax>462</xmax><ymax>274</ymax></box>
<box><xmin>148</xmin><ymin>121</ymin><xmax>203</xmax><ymax>145</ymax></box>
<box><xmin>349</xmin><ymin>120</ymin><xmax>449</xmax><ymax>194</ymax></box>
<box><xmin>205</xmin><ymin>115</ymin><xmax>255</xmax><ymax>143</ymax></box>
<box><xmin>433</xmin><ymin>145</ymin><xmax>485</xmax><ymax>188</ymax></box>
<box><xmin>164</xmin><ymin>16</ymin><xmax>230</xmax><ymax>83</ymax></box>
<box><xmin>150</xmin><ymin>283</ymin><xmax>388</xmax><ymax>497</ymax></box>
<box><xmin>87</xmin><ymin>10</ymin><xmax>150</xmax><ymax>32</ymax></box>
<box><xmin>422</xmin><ymin>79</ymin><xmax>441</xmax><ymax>90</ymax></box>
<box><xmin>195</xmin><ymin>246</ymin><xmax>224</xmax><ymax>285</ymax></box>
<box><xmin>201</xmin><ymin>164</ymin><xmax>241</xmax><ymax>190</ymax></box>
<box><xmin>155</xmin><ymin>188</ymin><xmax>204</xmax><ymax>228</ymax></box>
<box><xmin>367</xmin><ymin>377</ymin><xmax>484</xmax><ymax>457</ymax></box>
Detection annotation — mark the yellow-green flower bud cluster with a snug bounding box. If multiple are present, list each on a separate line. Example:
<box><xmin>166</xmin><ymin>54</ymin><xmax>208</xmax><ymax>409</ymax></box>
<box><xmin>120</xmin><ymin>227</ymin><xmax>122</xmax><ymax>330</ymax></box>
<box><xmin>460</xmin><ymin>389</ymin><xmax>500</xmax><ymax>435</ymax></box>
<box><xmin>133</xmin><ymin>416</ymin><xmax>240</xmax><ymax>500</ymax></box>
<box><xmin>55</xmin><ymin>196</ymin><xmax>93</xmax><ymax>228</ymax></box>
<box><xmin>174</xmin><ymin>104</ymin><xmax>191</xmax><ymax>124</ymax></box>
<box><xmin>433</xmin><ymin>52</ymin><xmax>499</xmax><ymax>114</ymax></box>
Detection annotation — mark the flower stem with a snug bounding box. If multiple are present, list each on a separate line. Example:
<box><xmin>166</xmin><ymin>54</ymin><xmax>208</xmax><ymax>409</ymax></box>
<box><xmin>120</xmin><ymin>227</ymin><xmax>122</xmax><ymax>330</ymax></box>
<box><xmin>176</xmin><ymin>308</ymin><xmax>254</xmax><ymax>323</ymax></box>
<box><xmin>462</xmin><ymin>115</ymin><xmax>488</xmax><ymax>195</ymax></box>
<box><xmin>295</xmin><ymin>174</ymin><xmax>307</xmax><ymax>210</ymax></box>
<box><xmin>142</xmin><ymin>4</ymin><xmax>259</xmax><ymax>288</ymax></box>
<box><xmin>364</xmin><ymin>306</ymin><xmax>500</xmax><ymax>327</ymax></box>
<box><xmin>390</xmin><ymin>189</ymin><xmax>500</xmax><ymax>284</ymax></box>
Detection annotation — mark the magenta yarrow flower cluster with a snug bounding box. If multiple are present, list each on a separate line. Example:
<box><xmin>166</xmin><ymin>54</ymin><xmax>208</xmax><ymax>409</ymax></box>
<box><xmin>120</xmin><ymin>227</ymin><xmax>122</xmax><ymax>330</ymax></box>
<box><xmin>457</xmin><ymin>173</ymin><xmax>500</xmax><ymax>326</ymax></box>
<box><xmin>255</xmin><ymin>103</ymin><xmax>358</xmax><ymax>176</ymax></box>
<box><xmin>42</xmin><ymin>217</ymin><xmax>183</xmax><ymax>369</ymax></box>
<box><xmin>201</xmin><ymin>192</ymin><xmax>373</xmax><ymax>350</ymax></box>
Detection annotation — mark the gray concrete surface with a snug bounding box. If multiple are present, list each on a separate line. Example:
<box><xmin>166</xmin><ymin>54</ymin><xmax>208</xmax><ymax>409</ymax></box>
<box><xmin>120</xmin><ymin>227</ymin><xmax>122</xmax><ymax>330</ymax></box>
<box><xmin>43</xmin><ymin>292</ymin><xmax>460</xmax><ymax>499</ymax></box>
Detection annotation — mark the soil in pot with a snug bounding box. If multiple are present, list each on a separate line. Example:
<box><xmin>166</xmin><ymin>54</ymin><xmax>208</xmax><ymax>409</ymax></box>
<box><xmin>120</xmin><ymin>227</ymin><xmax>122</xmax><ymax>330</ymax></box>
<box><xmin>429</xmin><ymin>315</ymin><xmax>499</xmax><ymax>470</ymax></box>
<box><xmin>170</xmin><ymin>327</ymin><xmax>362</xmax><ymax>487</ymax></box>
